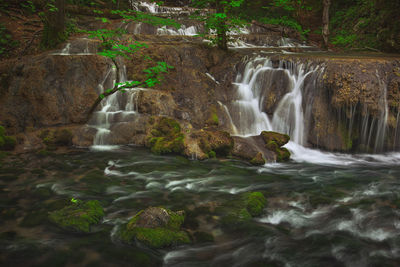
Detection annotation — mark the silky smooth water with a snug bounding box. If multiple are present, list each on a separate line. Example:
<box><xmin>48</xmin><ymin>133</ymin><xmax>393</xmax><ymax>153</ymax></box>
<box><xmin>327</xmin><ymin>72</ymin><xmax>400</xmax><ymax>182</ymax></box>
<box><xmin>1</xmin><ymin>148</ymin><xmax>399</xmax><ymax>266</ymax></box>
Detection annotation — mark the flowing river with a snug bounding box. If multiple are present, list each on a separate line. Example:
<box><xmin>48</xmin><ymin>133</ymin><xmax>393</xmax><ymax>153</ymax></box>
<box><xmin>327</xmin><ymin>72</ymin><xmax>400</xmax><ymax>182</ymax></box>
<box><xmin>1</xmin><ymin>146</ymin><xmax>400</xmax><ymax>266</ymax></box>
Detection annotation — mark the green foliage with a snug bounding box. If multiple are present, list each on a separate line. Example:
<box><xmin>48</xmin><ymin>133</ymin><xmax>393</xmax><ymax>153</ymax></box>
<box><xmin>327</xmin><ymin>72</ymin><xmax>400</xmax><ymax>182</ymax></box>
<box><xmin>20</xmin><ymin>0</ymin><xmax>36</xmax><ymax>13</ymax></box>
<box><xmin>0</xmin><ymin>23</ymin><xmax>18</xmax><ymax>56</ymax></box>
<box><xmin>49</xmin><ymin>199</ymin><xmax>104</xmax><ymax>233</ymax></box>
<box><xmin>190</xmin><ymin>0</ymin><xmax>247</xmax><ymax>49</ymax></box>
<box><xmin>329</xmin><ymin>0</ymin><xmax>400</xmax><ymax>51</ymax></box>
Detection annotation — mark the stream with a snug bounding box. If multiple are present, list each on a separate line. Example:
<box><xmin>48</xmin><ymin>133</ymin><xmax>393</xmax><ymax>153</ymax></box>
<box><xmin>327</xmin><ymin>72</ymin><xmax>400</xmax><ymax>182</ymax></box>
<box><xmin>1</xmin><ymin>147</ymin><xmax>400</xmax><ymax>266</ymax></box>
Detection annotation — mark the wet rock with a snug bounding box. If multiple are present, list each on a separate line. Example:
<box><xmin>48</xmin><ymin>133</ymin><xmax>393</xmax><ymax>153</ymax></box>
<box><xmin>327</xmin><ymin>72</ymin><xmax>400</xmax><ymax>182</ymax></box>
<box><xmin>261</xmin><ymin>131</ymin><xmax>290</xmax><ymax>147</ymax></box>
<box><xmin>120</xmin><ymin>207</ymin><xmax>190</xmax><ymax>248</ymax></box>
<box><xmin>232</xmin><ymin>135</ymin><xmax>274</xmax><ymax>163</ymax></box>
<box><xmin>137</xmin><ymin>89</ymin><xmax>177</xmax><ymax>117</ymax></box>
<box><xmin>196</xmin><ymin>129</ymin><xmax>234</xmax><ymax>158</ymax></box>
<box><xmin>0</xmin><ymin>55</ymin><xmax>108</xmax><ymax>134</ymax></box>
<box><xmin>48</xmin><ymin>199</ymin><xmax>104</xmax><ymax>233</ymax></box>
<box><xmin>146</xmin><ymin>117</ymin><xmax>185</xmax><ymax>155</ymax></box>
<box><xmin>250</xmin><ymin>152</ymin><xmax>265</xmax><ymax>166</ymax></box>
<box><xmin>261</xmin><ymin>131</ymin><xmax>291</xmax><ymax>162</ymax></box>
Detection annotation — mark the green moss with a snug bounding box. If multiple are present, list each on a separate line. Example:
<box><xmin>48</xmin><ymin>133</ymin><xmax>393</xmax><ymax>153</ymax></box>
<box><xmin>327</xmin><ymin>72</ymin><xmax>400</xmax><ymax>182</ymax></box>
<box><xmin>276</xmin><ymin>147</ymin><xmax>290</xmax><ymax>162</ymax></box>
<box><xmin>121</xmin><ymin>208</ymin><xmax>189</xmax><ymax>248</ymax></box>
<box><xmin>40</xmin><ymin>128</ymin><xmax>72</xmax><ymax>148</ymax></box>
<box><xmin>48</xmin><ymin>200</ymin><xmax>104</xmax><ymax>233</ymax></box>
<box><xmin>245</xmin><ymin>192</ymin><xmax>267</xmax><ymax>217</ymax></box>
<box><xmin>208</xmin><ymin>150</ymin><xmax>216</xmax><ymax>158</ymax></box>
<box><xmin>265</xmin><ymin>141</ymin><xmax>279</xmax><ymax>152</ymax></box>
<box><xmin>250</xmin><ymin>152</ymin><xmax>265</xmax><ymax>166</ymax></box>
<box><xmin>0</xmin><ymin>126</ymin><xmax>16</xmax><ymax>151</ymax></box>
<box><xmin>199</xmin><ymin>130</ymin><xmax>234</xmax><ymax>157</ymax></box>
<box><xmin>130</xmin><ymin>227</ymin><xmax>189</xmax><ymax>248</ymax></box>
<box><xmin>211</xmin><ymin>113</ymin><xmax>219</xmax><ymax>125</ymax></box>
<box><xmin>147</xmin><ymin>117</ymin><xmax>185</xmax><ymax>155</ymax></box>
<box><xmin>261</xmin><ymin>131</ymin><xmax>290</xmax><ymax>147</ymax></box>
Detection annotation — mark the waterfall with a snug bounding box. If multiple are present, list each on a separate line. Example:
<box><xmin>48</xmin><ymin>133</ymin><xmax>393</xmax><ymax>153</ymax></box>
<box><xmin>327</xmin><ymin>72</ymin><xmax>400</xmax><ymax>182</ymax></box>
<box><xmin>225</xmin><ymin>55</ymin><xmax>399</xmax><ymax>154</ymax></box>
<box><xmin>228</xmin><ymin>57</ymin><xmax>318</xmax><ymax>146</ymax></box>
<box><xmin>89</xmin><ymin>60</ymin><xmax>141</xmax><ymax>148</ymax></box>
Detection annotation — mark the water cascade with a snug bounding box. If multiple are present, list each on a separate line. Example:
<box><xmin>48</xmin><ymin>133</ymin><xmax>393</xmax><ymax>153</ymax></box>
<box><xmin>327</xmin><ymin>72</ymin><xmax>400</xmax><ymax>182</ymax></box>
<box><xmin>88</xmin><ymin>61</ymin><xmax>141</xmax><ymax>149</ymax></box>
<box><xmin>226</xmin><ymin>56</ymin><xmax>399</xmax><ymax>154</ymax></box>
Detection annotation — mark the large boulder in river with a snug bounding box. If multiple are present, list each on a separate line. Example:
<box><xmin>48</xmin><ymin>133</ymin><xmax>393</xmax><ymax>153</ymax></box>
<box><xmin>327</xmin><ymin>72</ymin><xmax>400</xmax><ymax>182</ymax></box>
<box><xmin>120</xmin><ymin>207</ymin><xmax>190</xmax><ymax>248</ymax></box>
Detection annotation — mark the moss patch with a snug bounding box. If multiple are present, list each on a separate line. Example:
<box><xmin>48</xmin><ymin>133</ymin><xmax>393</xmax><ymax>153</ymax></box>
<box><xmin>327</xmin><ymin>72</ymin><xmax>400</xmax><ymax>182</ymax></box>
<box><xmin>198</xmin><ymin>130</ymin><xmax>233</xmax><ymax>158</ymax></box>
<box><xmin>245</xmin><ymin>192</ymin><xmax>267</xmax><ymax>217</ymax></box>
<box><xmin>147</xmin><ymin>117</ymin><xmax>185</xmax><ymax>155</ymax></box>
<box><xmin>250</xmin><ymin>152</ymin><xmax>265</xmax><ymax>166</ymax></box>
<box><xmin>262</xmin><ymin>131</ymin><xmax>291</xmax><ymax>162</ymax></box>
<box><xmin>261</xmin><ymin>131</ymin><xmax>290</xmax><ymax>146</ymax></box>
<box><xmin>120</xmin><ymin>207</ymin><xmax>190</xmax><ymax>249</ymax></box>
<box><xmin>0</xmin><ymin>126</ymin><xmax>16</xmax><ymax>151</ymax></box>
<box><xmin>48</xmin><ymin>200</ymin><xmax>104</xmax><ymax>233</ymax></box>
<box><xmin>40</xmin><ymin>128</ymin><xmax>73</xmax><ymax>150</ymax></box>
<box><xmin>220</xmin><ymin>192</ymin><xmax>267</xmax><ymax>227</ymax></box>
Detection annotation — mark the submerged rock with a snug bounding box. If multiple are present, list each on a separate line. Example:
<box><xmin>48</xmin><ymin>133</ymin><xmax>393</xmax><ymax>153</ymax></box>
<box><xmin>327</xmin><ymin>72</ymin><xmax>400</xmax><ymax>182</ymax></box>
<box><xmin>48</xmin><ymin>200</ymin><xmax>104</xmax><ymax>233</ymax></box>
<box><xmin>120</xmin><ymin>207</ymin><xmax>190</xmax><ymax>248</ymax></box>
<box><xmin>220</xmin><ymin>192</ymin><xmax>267</xmax><ymax>226</ymax></box>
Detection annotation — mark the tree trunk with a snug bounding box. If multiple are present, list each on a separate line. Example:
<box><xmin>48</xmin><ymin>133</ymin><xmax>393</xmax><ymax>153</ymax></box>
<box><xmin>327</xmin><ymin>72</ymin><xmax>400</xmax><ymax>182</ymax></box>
<box><xmin>322</xmin><ymin>0</ymin><xmax>331</xmax><ymax>49</ymax></box>
<box><xmin>216</xmin><ymin>0</ymin><xmax>228</xmax><ymax>50</ymax></box>
<box><xmin>41</xmin><ymin>0</ymin><xmax>66</xmax><ymax>48</ymax></box>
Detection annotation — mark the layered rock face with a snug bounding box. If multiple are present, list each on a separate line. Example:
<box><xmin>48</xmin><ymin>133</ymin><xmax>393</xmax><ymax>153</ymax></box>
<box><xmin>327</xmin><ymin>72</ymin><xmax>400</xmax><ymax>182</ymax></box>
<box><xmin>0</xmin><ymin>55</ymin><xmax>108</xmax><ymax>134</ymax></box>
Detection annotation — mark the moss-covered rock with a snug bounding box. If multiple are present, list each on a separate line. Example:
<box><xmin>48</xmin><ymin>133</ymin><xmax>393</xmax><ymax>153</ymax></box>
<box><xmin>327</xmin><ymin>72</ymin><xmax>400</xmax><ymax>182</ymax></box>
<box><xmin>261</xmin><ymin>132</ymin><xmax>291</xmax><ymax>162</ymax></box>
<box><xmin>250</xmin><ymin>152</ymin><xmax>265</xmax><ymax>166</ymax></box>
<box><xmin>147</xmin><ymin>117</ymin><xmax>185</xmax><ymax>155</ymax></box>
<box><xmin>48</xmin><ymin>200</ymin><xmax>104</xmax><ymax>233</ymax></box>
<box><xmin>245</xmin><ymin>192</ymin><xmax>267</xmax><ymax>217</ymax></box>
<box><xmin>198</xmin><ymin>130</ymin><xmax>234</xmax><ymax>157</ymax></box>
<box><xmin>120</xmin><ymin>207</ymin><xmax>190</xmax><ymax>248</ymax></box>
<box><xmin>261</xmin><ymin>131</ymin><xmax>290</xmax><ymax>147</ymax></box>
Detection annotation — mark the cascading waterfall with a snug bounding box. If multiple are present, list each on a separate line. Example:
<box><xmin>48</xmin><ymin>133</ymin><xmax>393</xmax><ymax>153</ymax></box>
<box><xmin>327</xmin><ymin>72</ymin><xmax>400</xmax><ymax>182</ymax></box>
<box><xmin>89</xmin><ymin>61</ymin><xmax>141</xmax><ymax>148</ymax></box>
<box><xmin>226</xmin><ymin>55</ymin><xmax>399</xmax><ymax>156</ymax></box>
<box><xmin>228</xmin><ymin>57</ymin><xmax>318</xmax><ymax>146</ymax></box>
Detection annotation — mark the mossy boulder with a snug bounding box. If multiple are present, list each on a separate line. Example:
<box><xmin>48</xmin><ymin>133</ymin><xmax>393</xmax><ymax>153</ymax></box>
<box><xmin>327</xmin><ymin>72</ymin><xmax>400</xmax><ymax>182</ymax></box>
<box><xmin>261</xmin><ymin>131</ymin><xmax>290</xmax><ymax>147</ymax></box>
<box><xmin>250</xmin><ymin>152</ymin><xmax>265</xmax><ymax>166</ymax></box>
<box><xmin>198</xmin><ymin>130</ymin><xmax>234</xmax><ymax>158</ymax></box>
<box><xmin>261</xmin><ymin>131</ymin><xmax>290</xmax><ymax>162</ymax></box>
<box><xmin>120</xmin><ymin>207</ymin><xmax>190</xmax><ymax>248</ymax></box>
<box><xmin>147</xmin><ymin>117</ymin><xmax>185</xmax><ymax>155</ymax></box>
<box><xmin>0</xmin><ymin>126</ymin><xmax>16</xmax><ymax>151</ymax></box>
<box><xmin>48</xmin><ymin>200</ymin><xmax>104</xmax><ymax>233</ymax></box>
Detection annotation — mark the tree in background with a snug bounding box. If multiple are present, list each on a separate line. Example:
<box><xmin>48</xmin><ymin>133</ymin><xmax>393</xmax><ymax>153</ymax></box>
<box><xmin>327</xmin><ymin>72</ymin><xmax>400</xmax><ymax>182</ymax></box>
<box><xmin>40</xmin><ymin>0</ymin><xmax>66</xmax><ymax>48</ymax></box>
<box><xmin>322</xmin><ymin>0</ymin><xmax>330</xmax><ymax>48</ymax></box>
<box><xmin>191</xmin><ymin>0</ymin><xmax>245</xmax><ymax>50</ymax></box>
